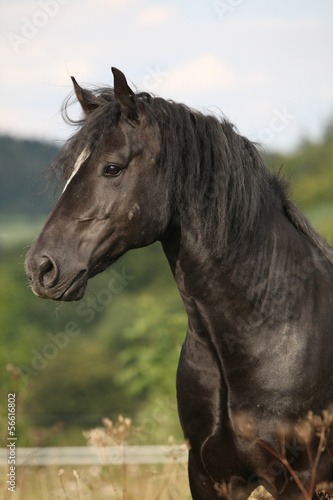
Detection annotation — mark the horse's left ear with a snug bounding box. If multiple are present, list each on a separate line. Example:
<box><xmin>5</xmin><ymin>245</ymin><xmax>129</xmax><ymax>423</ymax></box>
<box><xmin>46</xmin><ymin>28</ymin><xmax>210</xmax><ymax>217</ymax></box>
<box><xmin>71</xmin><ymin>76</ymin><xmax>100</xmax><ymax>115</ymax></box>
<box><xmin>111</xmin><ymin>67</ymin><xmax>139</xmax><ymax>124</ymax></box>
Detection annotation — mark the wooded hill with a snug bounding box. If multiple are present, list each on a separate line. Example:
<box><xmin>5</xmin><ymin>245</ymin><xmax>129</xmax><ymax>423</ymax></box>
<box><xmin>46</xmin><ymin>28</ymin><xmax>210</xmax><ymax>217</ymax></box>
<box><xmin>0</xmin><ymin>136</ymin><xmax>58</xmax><ymax>214</ymax></box>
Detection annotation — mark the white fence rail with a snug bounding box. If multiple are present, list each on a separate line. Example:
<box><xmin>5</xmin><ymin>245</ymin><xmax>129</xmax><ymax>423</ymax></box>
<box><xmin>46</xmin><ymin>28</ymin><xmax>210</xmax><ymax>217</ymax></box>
<box><xmin>0</xmin><ymin>445</ymin><xmax>188</xmax><ymax>466</ymax></box>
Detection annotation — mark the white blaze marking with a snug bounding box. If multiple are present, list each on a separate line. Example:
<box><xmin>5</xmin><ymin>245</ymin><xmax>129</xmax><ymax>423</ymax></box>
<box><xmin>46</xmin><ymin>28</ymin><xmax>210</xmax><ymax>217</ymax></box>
<box><xmin>62</xmin><ymin>146</ymin><xmax>91</xmax><ymax>193</ymax></box>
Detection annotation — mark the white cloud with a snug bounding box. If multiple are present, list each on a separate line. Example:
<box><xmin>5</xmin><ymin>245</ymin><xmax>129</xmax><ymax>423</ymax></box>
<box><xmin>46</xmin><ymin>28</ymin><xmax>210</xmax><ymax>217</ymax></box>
<box><xmin>0</xmin><ymin>0</ymin><xmax>332</xmax><ymax>150</ymax></box>
<box><xmin>50</xmin><ymin>61</ymin><xmax>92</xmax><ymax>86</ymax></box>
<box><xmin>246</xmin><ymin>71</ymin><xmax>272</xmax><ymax>86</ymax></box>
<box><xmin>159</xmin><ymin>54</ymin><xmax>236</xmax><ymax>95</ymax></box>
<box><xmin>92</xmin><ymin>0</ymin><xmax>138</xmax><ymax>12</ymax></box>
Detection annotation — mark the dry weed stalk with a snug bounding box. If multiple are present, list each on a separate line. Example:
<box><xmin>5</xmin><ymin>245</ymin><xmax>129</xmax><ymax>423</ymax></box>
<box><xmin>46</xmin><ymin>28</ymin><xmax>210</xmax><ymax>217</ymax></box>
<box><xmin>83</xmin><ymin>414</ymin><xmax>136</xmax><ymax>500</ymax></box>
<box><xmin>234</xmin><ymin>408</ymin><xmax>333</xmax><ymax>500</ymax></box>
<box><xmin>151</xmin><ymin>436</ymin><xmax>188</xmax><ymax>500</ymax></box>
<box><xmin>58</xmin><ymin>469</ymin><xmax>69</xmax><ymax>500</ymax></box>
<box><xmin>73</xmin><ymin>470</ymin><xmax>82</xmax><ymax>500</ymax></box>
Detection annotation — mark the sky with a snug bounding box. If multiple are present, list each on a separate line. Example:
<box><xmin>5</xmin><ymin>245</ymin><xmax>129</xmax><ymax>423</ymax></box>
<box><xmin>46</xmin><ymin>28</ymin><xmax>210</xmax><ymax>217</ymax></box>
<box><xmin>1</xmin><ymin>0</ymin><xmax>333</xmax><ymax>152</ymax></box>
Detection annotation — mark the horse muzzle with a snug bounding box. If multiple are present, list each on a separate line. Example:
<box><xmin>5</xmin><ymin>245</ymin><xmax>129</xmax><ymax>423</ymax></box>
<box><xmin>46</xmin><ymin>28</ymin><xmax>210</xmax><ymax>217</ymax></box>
<box><xmin>24</xmin><ymin>250</ymin><xmax>88</xmax><ymax>301</ymax></box>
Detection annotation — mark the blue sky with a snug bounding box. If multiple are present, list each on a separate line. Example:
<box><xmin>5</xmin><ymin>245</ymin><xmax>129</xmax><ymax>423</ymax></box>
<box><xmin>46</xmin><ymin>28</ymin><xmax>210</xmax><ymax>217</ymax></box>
<box><xmin>1</xmin><ymin>0</ymin><xmax>333</xmax><ymax>151</ymax></box>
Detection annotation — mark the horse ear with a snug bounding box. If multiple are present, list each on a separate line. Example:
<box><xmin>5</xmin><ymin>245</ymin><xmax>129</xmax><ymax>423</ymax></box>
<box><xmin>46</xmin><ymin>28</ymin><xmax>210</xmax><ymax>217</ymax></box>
<box><xmin>111</xmin><ymin>67</ymin><xmax>139</xmax><ymax>124</ymax></box>
<box><xmin>71</xmin><ymin>76</ymin><xmax>100</xmax><ymax>115</ymax></box>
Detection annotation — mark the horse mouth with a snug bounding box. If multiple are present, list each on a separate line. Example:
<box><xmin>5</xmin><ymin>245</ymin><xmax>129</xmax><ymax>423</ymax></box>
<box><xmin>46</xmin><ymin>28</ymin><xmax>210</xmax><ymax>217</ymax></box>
<box><xmin>57</xmin><ymin>257</ymin><xmax>119</xmax><ymax>301</ymax></box>
<box><xmin>58</xmin><ymin>270</ymin><xmax>88</xmax><ymax>301</ymax></box>
<box><xmin>88</xmin><ymin>251</ymin><xmax>123</xmax><ymax>280</ymax></box>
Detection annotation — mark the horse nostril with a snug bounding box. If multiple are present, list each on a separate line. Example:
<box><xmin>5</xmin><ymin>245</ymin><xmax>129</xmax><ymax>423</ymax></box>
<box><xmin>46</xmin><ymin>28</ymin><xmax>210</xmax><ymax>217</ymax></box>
<box><xmin>38</xmin><ymin>256</ymin><xmax>59</xmax><ymax>288</ymax></box>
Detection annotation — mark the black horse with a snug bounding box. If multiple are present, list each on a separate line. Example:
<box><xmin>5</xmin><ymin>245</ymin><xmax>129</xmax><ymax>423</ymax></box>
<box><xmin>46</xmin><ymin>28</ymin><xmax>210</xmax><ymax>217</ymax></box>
<box><xmin>25</xmin><ymin>68</ymin><xmax>333</xmax><ymax>499</ymax></box>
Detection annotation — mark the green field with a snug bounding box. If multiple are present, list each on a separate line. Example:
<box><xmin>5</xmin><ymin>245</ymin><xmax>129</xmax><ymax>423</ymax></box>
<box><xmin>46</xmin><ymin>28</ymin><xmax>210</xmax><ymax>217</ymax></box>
<box><xmin>0</xmin><ymin>215</ymin><xmax>45</xmax><ymax>249</ymax></box>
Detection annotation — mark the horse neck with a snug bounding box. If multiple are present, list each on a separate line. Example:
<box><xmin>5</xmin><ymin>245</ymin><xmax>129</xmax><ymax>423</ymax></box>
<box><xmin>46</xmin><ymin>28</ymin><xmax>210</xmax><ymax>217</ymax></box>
<box><xmin>161</xmin><ymin>206</ymin><xmax>318</xmax><ymax>342</ymax></box>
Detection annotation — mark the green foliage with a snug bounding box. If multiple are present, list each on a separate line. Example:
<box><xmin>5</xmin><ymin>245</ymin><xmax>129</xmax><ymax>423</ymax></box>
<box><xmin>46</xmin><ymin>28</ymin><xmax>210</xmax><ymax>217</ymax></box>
<box><xmin>265</xmin><ymin>119</ymin><xmax>333</xmax><ymax>243</ymax></box>
<box><xmin>22</xmin><ymin>339</ymin><xmax>134</xmax><ymax>425</ymax></box>
<box><xmin>115</xmin><ymin>294</ymin><xmax>186</xmax><ymax>398</ymax></box>
<box><xmin>285</xmin><ymin>123</ymin><xmax>333</xmax><ymax>209</ymax></box>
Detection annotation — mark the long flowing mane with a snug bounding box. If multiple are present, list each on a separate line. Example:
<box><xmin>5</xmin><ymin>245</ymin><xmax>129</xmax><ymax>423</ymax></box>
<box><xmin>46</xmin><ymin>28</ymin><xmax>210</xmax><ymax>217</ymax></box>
<box><xmin>52</xmin><ymin>85</ymin><xmax>333</xmax><ymax>265</ymax></box>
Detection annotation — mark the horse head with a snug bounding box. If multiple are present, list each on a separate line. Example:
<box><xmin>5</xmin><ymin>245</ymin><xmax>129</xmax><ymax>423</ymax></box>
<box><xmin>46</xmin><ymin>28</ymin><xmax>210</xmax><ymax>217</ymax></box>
<box><xmin>25</xmin><ymin>68</ymin><xmax>170</xmax><ymax>301</ymax></box>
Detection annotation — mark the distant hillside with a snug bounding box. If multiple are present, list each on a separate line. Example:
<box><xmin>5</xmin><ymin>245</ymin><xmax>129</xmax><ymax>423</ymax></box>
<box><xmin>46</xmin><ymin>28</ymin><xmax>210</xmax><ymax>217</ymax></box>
<box><xmin>0</xmin><ymin>136</ymin><xmax>59</xmax><ymax>214</ymax></box>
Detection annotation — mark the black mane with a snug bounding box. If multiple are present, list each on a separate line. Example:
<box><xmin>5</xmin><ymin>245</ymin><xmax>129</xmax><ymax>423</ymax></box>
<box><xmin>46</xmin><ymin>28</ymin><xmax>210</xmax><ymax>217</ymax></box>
<box><xmin>52</xmin><ymin>86</ymin><xmax>333</xmax><ymax>264</ymax></box>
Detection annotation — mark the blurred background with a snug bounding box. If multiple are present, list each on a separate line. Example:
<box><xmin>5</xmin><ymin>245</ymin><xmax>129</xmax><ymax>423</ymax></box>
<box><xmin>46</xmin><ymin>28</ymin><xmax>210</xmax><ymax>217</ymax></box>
<box><xmin>0</xmin><ymin>0</ymin><xmax>332</xmax><ymax>450</ymax></box>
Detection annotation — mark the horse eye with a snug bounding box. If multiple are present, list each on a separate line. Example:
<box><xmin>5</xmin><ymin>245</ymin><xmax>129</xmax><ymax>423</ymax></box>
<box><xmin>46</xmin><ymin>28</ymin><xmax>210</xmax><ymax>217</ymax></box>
<box><xmin>104</xmin><ymin>164</ymin><xmax>122</xmax><ymax>177</ymax></box>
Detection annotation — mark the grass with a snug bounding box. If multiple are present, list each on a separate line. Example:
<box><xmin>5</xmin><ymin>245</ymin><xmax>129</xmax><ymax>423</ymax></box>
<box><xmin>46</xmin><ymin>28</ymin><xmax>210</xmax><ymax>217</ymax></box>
<box><xmin>0</xmin><ymin>463</ymin><xmax>278</xmax><ymax>500</ymax></box>
<box><xmin>0</xmin><ymin>463</ymin><xmax>192</xmax><ymax>500</ymax></box>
